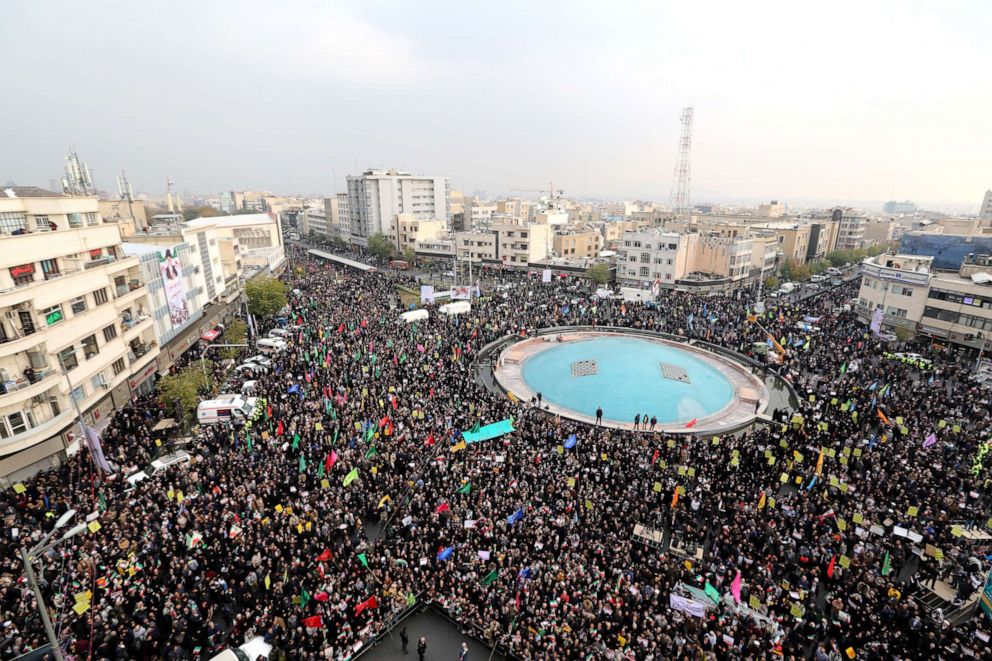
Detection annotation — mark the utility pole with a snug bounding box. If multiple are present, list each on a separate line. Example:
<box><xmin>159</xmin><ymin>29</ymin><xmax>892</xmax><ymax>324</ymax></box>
<box><xmin>20</xmin><ymin>547</ymin><xmax>63</xmax><ymax>661</ymax></box>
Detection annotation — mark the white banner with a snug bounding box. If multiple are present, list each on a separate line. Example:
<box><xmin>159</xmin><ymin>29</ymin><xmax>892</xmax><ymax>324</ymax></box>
<box><xmin>542</xmin><ymin>269</ymin><xmax>552</xmax><ymax>283</ymax></box>
<box><xmin>669</xmin><ymin>593</ymin><xmax>708</xmax><ymax>618</ymax></box>
<box><xmin>870</xmin><ymin>308</ymin><xmax>884</xmax><ymax>333</ymax></box>
<box><xmin>159</xmin><ymin>249</ymin><xmax>190</xmax><ymax>327</ymax></box>
<box><xmin>450</xmin><ymin>286</ymin><xmax>471</xmax><ymax>300</ymax></box>
<box><xmin>420</xmin><ymin>285</ymin><xmax>435</xmax><ymax>304</ymax></box>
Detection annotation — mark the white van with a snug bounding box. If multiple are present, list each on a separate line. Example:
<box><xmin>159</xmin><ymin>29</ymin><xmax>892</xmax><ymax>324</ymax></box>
<box><xmin>779</xmin><ymin>282</ymin><xmax>797</xmax><ymax>293</ymax></box>
<box><xmin>197</xmin><ymin>395</ymin><xmax>258</xmax><ymax>426</ymax></box>
<box><xmin>257</xmin><ymin>338</ymin><xmax>288</xmax><ymax>354</ymax></box>
<box><xmin>826</xmin><ymin>267</ymin><xmax>842</xmax><ymax>277</ymax></box>
<box><xmin>268</xmin><ymin>328</ymin><xmax>292</xmax><ymax>339</ymax></box>
<box><xmin>209</xmin><ymin>636</ymin><xmax>272</xmax><ymax>661</ymax></box>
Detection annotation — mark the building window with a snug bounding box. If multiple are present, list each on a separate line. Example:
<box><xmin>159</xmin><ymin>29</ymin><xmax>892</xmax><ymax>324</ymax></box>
<box><xmin>71</xmin><ymin>385</ymin><xmax>85</xmax><ymax>403</ymax></box>
<box><xmin>112</xmin><ymin>357</ymin><xmax>126</xmax><ymax>375</ymax></box>
<box><xmin>90</xmin><ymin>372</ymin><xmax>106</xmax><ymax>390</ymax></box>
<box><xmin>0</xmin><ymin>411</ymin><xmax>36</xmax><ymax>438</ymax></box>
<box><xmin>639</xmin><ymin>266</ymin><xmax>649</xmax><ymax>277</ymax></box>
<box><xmin>41</xmin><ymin>259</ymin><xmax>60</xmax><ymax>279</ymax></box>
<box><xmin>43</xmin><ymin>304</ymin><xmax>64</xmax><ymax>326</ymax></box>
<box><xmin>58</xmin><ymin>346</ymin><xmax>78</xmax><ymax>371</ymax></box>
<box><xmin>0</xmin><ymin>212</ymin><xmax>27</xmax><ymax>235</ymax></box>
<box><xmin>67</xmin><ymin>213</ymin><xmax>84</xmax><ymax>228</ymax></box>
<box><xmin>70</xmin><ymin>296</ymin><xmax>87</xmax><ymax>315</ymax></box>
<box><xmin>33</xmin><ymin>215</ymin><xmax>52</xmax><ymax>231</ymax></box>
<box><xmin>103</xmin><ymin>324</ymin><xmax>118</xmax><ymax>342</ymax></box>
<box><xmin>81</xmin><ymin>334</ymin><xmax>99</xmax><ymax>359</ymax></box>
<box><xmin>640</xmin><ymin>253</ymin><xmax>650</xmax><ymax>263</ymax></box>
<box><xmin>93</xmin><ymin>288</ymin><xmax>109</xmax><ymax>305</ymax></box>
<box><xmin>85</xmin><ymin>212</ymin><xmax>99</xmax><ymax>226</ymax></box>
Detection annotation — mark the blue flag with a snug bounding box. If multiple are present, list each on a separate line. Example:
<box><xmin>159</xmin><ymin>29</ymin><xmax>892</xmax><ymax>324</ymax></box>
<box><xmin>287</xmin><ymin>384</ymin><xmax>299</xmax><ymax>394</ymax></box>
<box><xmin>437</xmin><ymin>546</ymin><xmax>454</xmax><ymax>561</ymax></box>
<box><xmin>507</xmin><ymin>508</ymin><xmax>524</xmax><ymax>525</ymax></box>
<box><xmin>517</xmin><ymin>567</ymin><xmax>533</xmax><ymax>580</ymax></box>
<box><xmin>805</xmin><ymin>475</ymin><xmax>817</xmax><ymax>491</ymax></box>
<box><xmin>564</xmin><ymin>434</ymin><xmax>577</xmax><ymax>450</ymax></box>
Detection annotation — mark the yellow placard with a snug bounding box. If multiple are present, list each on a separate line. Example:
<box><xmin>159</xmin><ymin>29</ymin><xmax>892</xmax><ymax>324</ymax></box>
<box><xmin>652</xmin><ymin>482</ymin><xmax>662</xmax><ymax>493</ymax></box>
<box><xmin>852</xmin><ymin>512</ymin><xmax>864</xmax><ymax>524</ymax></box>
<box><xmin>749</xmin><ymin>594</ymin><xmax>761</xmax><ymax>609</ymax></box>
<box><xmin>320</xmin><ymin>479</ymin><xmax>330</xmax><ymax>489</ymax></box>
<box><xmin>315</xmin><ymin>422</ymin><xmax>323</xmax><ymax>431</ymax></box>
<box><xmin>839</xmin><ymin>555</ymin><xmax>851</xmax><ymax>568</ymax></box>
<box><xmin>72</xmin><ymin>601</ymin><xmax>90</xmax><ymax>615</ymax></box>
<box><xmin>13</xmin><ymin>482</ymin><xmax>26</xmax><ymax>494</ymax></box>
<box><xmin>155</xmin><ymin>439</ymin><xmax>162</xmax><ymax>447</ymax></box>
<box><xmin>567</xmin><ymin>478</ymin><xmax>576</xmax><ymax>488</ymax></box>
<box><xmin>907</xmin><ymin>506</ymin><xmax>918</xmax><ymax>517</ymax></box>
<box><xmin>176</xmin><ymin>490</ymin><xmax>184</xmax><ymax>503</ymax></box>
<box><xmin>87</xmin><ymin>520</ymin><xmax>101</xmax><ymax>534</ymax></box>
<box><xmin>275</xmin><ymin>504</ymin><xmax>284</xmax><ymax>513</ymax></box>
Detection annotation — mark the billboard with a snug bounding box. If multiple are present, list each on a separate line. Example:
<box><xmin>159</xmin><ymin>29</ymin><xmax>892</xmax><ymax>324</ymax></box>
<box><xmin>870</xmin><ymin>308</ymin><xmax>884</xmax><ymax>333</ymax></box>
<box><xmin>982</xmin><ymin>567</ymin><xmax>992</xmax><ymax>623</ymax></box>
<box><xmin>450</xmin><ymin>286</ymin><xmax>471</xmax><ymax>300</ymax></box>
<box><xmin>159</xmin><ymin>249</ymin><xmax>190</xmax><ymax>327</ymax></box>
<box><xmin>420</xmin><ymin>285</ymin><xmax>435</xmax><ymax>304</ymax></box>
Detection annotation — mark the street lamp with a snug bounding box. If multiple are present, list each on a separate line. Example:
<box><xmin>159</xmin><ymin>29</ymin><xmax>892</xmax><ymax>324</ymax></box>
<box><xmin>20</xmin><ymin>508</ymin><xmax>87</xmax><ymax>661</ymax></box>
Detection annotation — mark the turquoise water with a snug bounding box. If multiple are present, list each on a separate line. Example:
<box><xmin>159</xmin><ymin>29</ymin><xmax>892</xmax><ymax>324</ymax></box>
<box><xmin>520</xmin><ymin>336</ymin><xmax>734</xmax><ymax>424</ymax></box>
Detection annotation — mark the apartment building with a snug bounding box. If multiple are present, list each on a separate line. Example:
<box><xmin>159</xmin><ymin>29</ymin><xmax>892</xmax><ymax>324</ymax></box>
<box><xmin>835</xmin><ymin>209</ymin><xmax>868</xmax><ymax>251</ymax></box>
<box><xmin>346</xmin><ymin>169</ymin><xmax>449</xmax><ymax>244</ymax></box>
<box><xmin>492</xmin><ymin>222</ymin><xmax>550</xmax><ymax>266</ymax></box>
<box><xmin>185</xmin><ymin>214</ymin><xmax>285</xmax><ymax>277</ymax></box>
<box><xmin>554</xmin><ymin>228</ymin><xmax>603</xmax><ymax>259</ymax></box>
<box><xmin>0</xmin><ymin>187</ymin><xmax>159</xmax><ymax>477</ymax></box>
<box><xmin>758</xmin><ymin>200</ymin><xmax>786</xmax><ymax>218</ymax></box>
<box><xmin>618</xmin><ymin>230</ymin><xmax>694</xmax><ymax>285</ymax></box>
<box><xmin>454</xmin><ymin>231</ymin><xmax>499</xmax><ymax>263</ymax></box>
<box><xmin>806</xmin><ymin>221</ymin><xmax>838</xmax><ymax>262</ymax></box>
<box><xmin>302</xmin><ymin>207</ymin><xmax>328</xmax><ymax>237</ymax></box>
<box><xmin>980</xmin><ymin>190</ymin><xmax>992</xmax><ymax>222</ymax></box>
<box><xmin>464</xmin><ymin>198</ymin><xmax>498</xmax><ymax>233</ymax></box>
<box><xmin>98</xmin><ymin>198</ymin><xmax>148</xmax><ymax>236</ymax></box>
<box><xmin>394</xmin><ymin>215</ymin><xmax>445</xmax><ymax>254</ymax></box>
<box><xmin>857</xmin><ymin>252</ymin><xmax>992</xmax><ymax>349</ymax></box>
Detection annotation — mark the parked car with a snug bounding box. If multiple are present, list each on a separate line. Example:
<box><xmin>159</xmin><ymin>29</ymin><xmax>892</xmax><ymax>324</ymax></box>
<box><xmin>257</xmin><ymin>338</ymin><xmax>288</xmax><ymax>354</ymax></box>
<box><xmin>268</xmin><ymin>328</ymin><xmax>292</xmax><ymax>339</ymax></box>
<box><xmin>243</xmin><ymin>355</ymin><xmax>272</xmax><ymax>368</ymax></box>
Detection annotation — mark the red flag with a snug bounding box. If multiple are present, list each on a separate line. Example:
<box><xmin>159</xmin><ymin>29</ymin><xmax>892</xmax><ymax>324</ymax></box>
<box><xmin>302</xmin><ymin>615</ymin><xmax>323</xmax><ymax>628</ymax></box>
<box><xmin>355</xmin><ymin>595</ymin><xmax>378</xmax><ymax>615</ymax></box>
<box><xmin>276</xmin><ymin>421</ymin><xmax>284</xmax><ymax>437</ymax></box>
<box><xmin>314</xmin><ymin>591</ymin><xmax>329</xmax><ymax>602</ymax></box>
<box><xmin>827</xmin><ymin>555</ymin><xmax>837</xmax><ymax>578</ymax></box>
<box><xmin>651</xmin><ymin>449</ymin><xmax>660</xmax><ymax>465</ymax></box>
<box><xmin>684</xmin><ymin>418</ymin><xmax>698</xmax><ymax>428</ymax></box>
<box><xmin>325</xmin><ymin>451</ymin><xmax>337</xmax><ymax>472</ymax></box>
<box><xmin>337</xmin><ymin>323</ymin><xmax>345</xmax><ymax>334</ymax></box>
<box><xmin>316</xmin><ymin>548</ymin><xmax>332</xmax><ymax>562</ymax></box>
<box><xmin>425</xmin><ymin>433</ymin><xmax>436</xmax><ymax>447</ymax></box>
<box><xmin>515</xmin><ymin>591</ymin><xmax>522</xmax><ymax>612</ymax></box>
<box><xmin>471</xmin><ymin>328</ymin><xmax>478</xmax><ymax>339</ymax></box>
<box><xmin>435</xmin><ymin>502</ymin><xmax>450</xmax><ymax>515</ymax></box>
<box><xmin>360</xmin><ymin>318</ymin><xmax>368</xmax><ymax>328</ymax></box>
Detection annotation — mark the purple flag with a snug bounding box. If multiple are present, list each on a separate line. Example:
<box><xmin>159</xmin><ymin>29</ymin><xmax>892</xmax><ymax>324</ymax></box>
<box><xmin>923</xmin><ymin>433</ymin><xmax>937</xmax><ymax>449</ymax></box>
<box><xmin>84</xmin><ymin>426</ymin><xmax>113</xmax><ymax>473</ymax></box>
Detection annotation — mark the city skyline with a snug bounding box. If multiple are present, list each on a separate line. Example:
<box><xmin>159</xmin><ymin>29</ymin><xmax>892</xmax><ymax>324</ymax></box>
<box><xmin>1</xmin><ymin>1</ymin><xmax>990</xmax><ymax>209</ymax></box>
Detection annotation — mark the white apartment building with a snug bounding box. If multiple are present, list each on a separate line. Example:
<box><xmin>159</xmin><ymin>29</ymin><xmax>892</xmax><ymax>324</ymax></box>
<box><xmin>0</xmin><ymin>187</ymin><xmax>159</xmax><ymax>478</ymax></box>
<box><xmin>302</xmin><ymin>207</ymin><xmax>329</xmax><ymax>237</ymax></box>
<box><xmin>856</xmin><ymin>252</ymin><xmax>992</xmax><ymax>350</ymax></box>
<box><xmin>346</xmin><ymin>169</ymin><xmax>449</xmax><ymax>245</ymax></box>
<box><xmin>185</xmin><ymin>214</ymin><xmax>285</xmax><ymax>277</ymax></box>
<box><xmin>835</xmin><ymin>210</ymin><xmax>868</xmax><ymax>251</ymax></box>
<box><xmin>618</xmin><ymin>230</ymin><xmax>694</xmax><ymax>285</ymax></box>
<box><xmin>464</xmin><ymin>199</ymin><xmax>497</xmax><ymax>233</ymax></box>
<box><xmin>454</xmin><ymin>231</ymin><xmax>499</xmax><ymax>263</ymax></box>
<box><xmin>493</xmin><ymin>222</ymin><xmax>551</xmax><ymax>266</ymax></box>
<box><xmin>394</xmin><ymin>215</ymin><xmax>445</xmax><ymax>254</ymax></box>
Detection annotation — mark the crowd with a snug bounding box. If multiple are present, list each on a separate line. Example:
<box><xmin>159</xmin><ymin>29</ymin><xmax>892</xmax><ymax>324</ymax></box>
<box><xmin>2</xmin><ymin>245</ymin><xmax>991</xmax><ymax>660</ymax></box>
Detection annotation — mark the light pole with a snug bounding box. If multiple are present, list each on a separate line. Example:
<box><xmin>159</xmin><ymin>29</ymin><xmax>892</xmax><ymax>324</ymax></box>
<box><xmin>20</xmin><ymin>509</ymin><xmax>86</xmax><ymax>661</ymax></box>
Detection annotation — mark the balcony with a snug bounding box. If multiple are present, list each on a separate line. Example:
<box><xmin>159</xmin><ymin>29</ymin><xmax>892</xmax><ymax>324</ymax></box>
<box><xmin>0</xmin><ymin>367</ymin><xmax>58</xmax><ymax>405</ymax></box>
<box><xmin>0</xmin><ymin>408</ymin><xmax>76</xmax><ymax>456</ymax></box>
<box><xmin>121</xmin><ymin>313</ymin><xmax>152</xmax><ymax>337</ymax></box>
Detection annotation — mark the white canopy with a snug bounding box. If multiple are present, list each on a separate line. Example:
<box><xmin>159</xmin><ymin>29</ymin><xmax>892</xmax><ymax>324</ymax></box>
<box><xmin>439</xmin><ymin>301</ymin><xmax>471</xmax><ymax>316</ymax></box>
<box><xmin>400</xmin><ymin>309</ymin><xmax>429</xmax><ymax>324</ymax></box>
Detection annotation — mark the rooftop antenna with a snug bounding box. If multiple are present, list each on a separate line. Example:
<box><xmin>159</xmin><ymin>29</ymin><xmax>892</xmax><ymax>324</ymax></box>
<box><xmin>117</xmin><ymin>169</ymin><xmax>139</xmax><ymax>229</ymax></box>
<box><xmin>166</xmin><ymin>178</ymin><xmax>176</xmax><ymax>213</ymax></box>
<box><xmin>62</xmin><ymin>146</ymin><xmax>93</xmax><ymax>196</ymax></box>
<box><xmin>669</xmin><ymin>107</ymin><xmax>693</xmax><ymax>231</ymax></box>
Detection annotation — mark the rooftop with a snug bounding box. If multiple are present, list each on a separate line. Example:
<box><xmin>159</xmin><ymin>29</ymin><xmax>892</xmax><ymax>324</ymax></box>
<box><xmin>2</xmin><ymin>186</ymin><xmax>67</xmax><ymax>199</ymax></box>
<box><xmin>185</xmin><ymin>213</ymin><xmax>276</xmax><ymax>228</ymax></box>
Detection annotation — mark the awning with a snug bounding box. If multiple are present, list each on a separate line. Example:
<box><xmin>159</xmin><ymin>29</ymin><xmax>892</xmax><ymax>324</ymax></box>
<box><xmin>200</xmin><ymin>329</ymin><xmax>221</xmax><ymax>342</ymax></box>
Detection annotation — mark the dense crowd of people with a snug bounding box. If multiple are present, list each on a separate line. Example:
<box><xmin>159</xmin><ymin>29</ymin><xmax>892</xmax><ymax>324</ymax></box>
<box><xmin>2</xmin><ymin>245</ymin><xmax>991</xmax><ymax>660</ymax></box>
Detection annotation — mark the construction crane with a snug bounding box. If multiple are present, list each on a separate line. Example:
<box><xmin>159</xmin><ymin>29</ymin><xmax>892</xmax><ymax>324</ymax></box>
<box><xmin>510</xmin><ymin>182</ymin><xmax>563</xmax><ymax>203</ymax></box>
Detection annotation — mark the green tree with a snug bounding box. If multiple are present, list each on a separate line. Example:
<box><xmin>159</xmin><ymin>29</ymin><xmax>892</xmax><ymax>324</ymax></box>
<box><xmin>586</xmin><ymin>262</ymin><xmax>612</xmax><ymax>285</ymax></box>
<box><xmin>763</xmin><ymin>275</ymin><xmax>780</xmax><ymax>290</ymax></box>
<box><xmin>330</xmin><ymin>235</ymin><xmax>347</xmax><ymax>249</ymax></box>
<box><xmin>780</xmin><ymin>259</ymin><xmax>797</xmax><ymax>281</ymax></box>
<box><xmin>182</xmin><ymin>206</ymin><xmax>226</xmax><ymax>221</ymax></box>
<box><xmin>220</xmin><ymin>319</ymin><xmax>248</xmax><ymax>360</ymax></box>
<box><xmin>894</xmin><ymin>326</ymin><xmax>914</xmax><ymax>342</ymax></box>
<box><xmin>158</xmin><ymin>367</ymin><xmax>213</xmax><ymax>426</ymax></box>
<box><xmin>368</xmin><ymin>233</ymin><xmax>395</xmax><ymax>262</ymax></box>
<box><xmin>791</xmin><ymin>263</ymin><xmax>812</xmax><ymax>281</ymax></box>
<box><xmin>808</xmin><ymin>260</ymin><xmax>829</xmax><ymax>275</ymax></box>
<box><xmin>246</xmin><ymin>276</ymin><xmax>287</xmax><ymax>317</ymax></box>
<box><xmin>402</xmin><ymin>247</ymin><xmax>416</xmax><ymax>265</ymax></box>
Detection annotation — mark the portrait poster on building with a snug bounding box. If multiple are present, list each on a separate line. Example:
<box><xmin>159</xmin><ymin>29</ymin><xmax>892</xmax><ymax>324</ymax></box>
<box><xmin>870</xmin><ymin>308</ymin><xmax>884</xmax><ymax>334</ymax></box>
<box><xmin>420</xmin><ymin>285</ymin><xmax>435</xmax><ymax>304</ymax></box>
<box><xmin>159</xmin><ymin>249</ymin><xmax>190</xmax><ymax>326</ymax></box>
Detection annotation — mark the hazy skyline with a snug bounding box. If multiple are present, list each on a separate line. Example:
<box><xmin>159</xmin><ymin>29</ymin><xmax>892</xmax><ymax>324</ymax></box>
<box><xmin>1</xmin><ymin>1</ymin><xmax>989</xmax><ymax>210</ymax></box>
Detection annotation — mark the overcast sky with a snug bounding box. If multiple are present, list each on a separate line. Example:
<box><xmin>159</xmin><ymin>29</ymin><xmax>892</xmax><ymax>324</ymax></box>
<box><xmin>1</xmin><ymin>1</ymin><xmax>989</xmax><ymax>209</ymax></box>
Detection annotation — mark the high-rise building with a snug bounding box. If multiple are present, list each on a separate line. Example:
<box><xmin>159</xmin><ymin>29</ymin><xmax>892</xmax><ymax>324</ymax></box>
<box><xmin>834</xmin><ymin>209</ymin><xmax>868</xmax><ymax>251</ymax></box>
<box><xmin>0</xmin><ymin>187</ymin><xmax>160</xmax><ymax>478</ymax></box>
<box><xmin>980</xmin><ymin>190</ymin><xmax>992</xmax><ymax>221</ymax></box>
<box><xmin>882</xmin><ymin>200</ymin><xmax>917</xmax><ymax>214</ymax></box>
<box><xmin>346</xmin><ymin>169</ymin><xmax>449</xmax><ymax>245</ymax></box>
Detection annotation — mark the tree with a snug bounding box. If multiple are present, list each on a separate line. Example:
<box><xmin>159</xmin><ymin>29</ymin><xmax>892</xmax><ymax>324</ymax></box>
<box><xmin>808</xmin><ymin>260</ymin><xmax>829</xmax><ymax>275</ymax></box>
<box><xmin>182</xmin><ymin>206</ymin><xmax>225</xmax><ymax>221</ymax></box>
<box><xmin>791</xmin><ymin>263</ymin><xmax>812</xmax><ymax>281</ymax></box>
<box><xmin>894</xmin><ymin>326</ymin><xmax>914</xmax><ymax>343</ymax></box>
<box><xmin>246</xmin><ymin>276</ymin><xmax>287</xmax><ymax>317</ymax></box>
<box><xmin>158</xmin><ymin>367</ymin><xmax>213</xmax><ymax>426</ymax></box>
<box><xmin>220</xmin><ymin>319</ymin><xmax>248</xmax><ymax>360</ymax></box>
<box><xmin>586</xmin><ymin>262</ymin><xmax>612</xmax><ymax>285</ymax></box>
<box><xmin>330</xmin><ymin>235</ymin><xmax>347</xmax><ymax>250</ymax></box>
<box><xmin>763</xmin><ymin>275</ymin><xmax>780</xmax><ymax>290</ymax></box>
<box><xmin>402</xmin><ymin>247</ymin><xmax>416</xmax><ymax>265</ymax></box>
<box><xmin>368</xmin><ymin>233</ymin><xmax>395</xmax><ymax>262</ymax></box>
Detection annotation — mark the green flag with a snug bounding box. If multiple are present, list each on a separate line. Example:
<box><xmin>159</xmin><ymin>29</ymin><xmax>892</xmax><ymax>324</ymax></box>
<box><xmin>881</xmin><ymin>551</ymin><xmax>891</xmax><ymax>576</ymax></box>
<box><xmin>840</xmin><ymin>362</ymin><xmax>847</xmax><ymax>374</ymax></box>
<box><xmin>481</xmin><ymin>569</ymin><xmax>499</xmax><ymax>585</ymax></box>
<box><xmin>246</xmin><ymin>434</ymin><xmax>253</xmax><ymax>454</ymax></box>
<box><xmin>366</xmin><ymin>426</ymin><xmax>375</xmax><ymax>442</ymax></box>
<box><xmin>300</xmin><ymin>588</ymin><xmax>311</xmax><ymax>609</ymax></box>
<box><xmin>365</xmin><ymin>446</ymin><xmax>378</xmax><ymax>459</ymax></box>
<box><xmin>470</xmin><ymin>421</ymin><xmax>481</xmax><ymax>434</ymax></box>
<box><xmin>455</xmin><ymin>482</ymin><xmax>472</xmax><ymax>495</ymax></box>
<box><xmin>292</xmin><ymin>433</ymin><xmax>300</xmax><ymax>450</ymax></box>
<box><xmin>357</xmin><ymin>553</ymin><xmax>368</xmax><ymax>568</ymax></box>
<box><xmin>299</xmin><ymin>455</ymin><xmax>307</xmax><ymax>473</ymax></box>
<box><xmin>406</xmin><ymin>592</ymin><xmax>416</xmax><ymax>607</ymax></box>
<box><xmin>317</xmin><ymin>461</ymin><xmax>324</xmax><ymax>479</ymax></box>
<box><xmin>343</xmin><ymin>468</ymin><xmax>359</xmax><ymax>486</ymax></box>
<box><xmin>704</xmin><ymin>582</ymin><xmax>721</xmax><ymax>604</ymax></box>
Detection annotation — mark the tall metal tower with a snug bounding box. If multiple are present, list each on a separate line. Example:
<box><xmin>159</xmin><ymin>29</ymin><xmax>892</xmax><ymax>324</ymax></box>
<box><xmin>61</xmin><ymin>147</ymin><xmax>93</xmax><ymax>196</ymax></box>
<box><xmin>669</xmin><ymin>107</ymin><xmax>693</xmax><ymax>228</ymax></box>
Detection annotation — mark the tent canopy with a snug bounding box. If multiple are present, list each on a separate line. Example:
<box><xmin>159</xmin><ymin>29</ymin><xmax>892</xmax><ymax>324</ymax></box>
<box><xmin>400</xmin><ymin>309</ymin><xmax>429</xmax><ymax>324</ymax></box>
<box><xmin>439</xmin><ymin>301</ymin><xmax>471</xmax><ymax>316</ymax></box>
